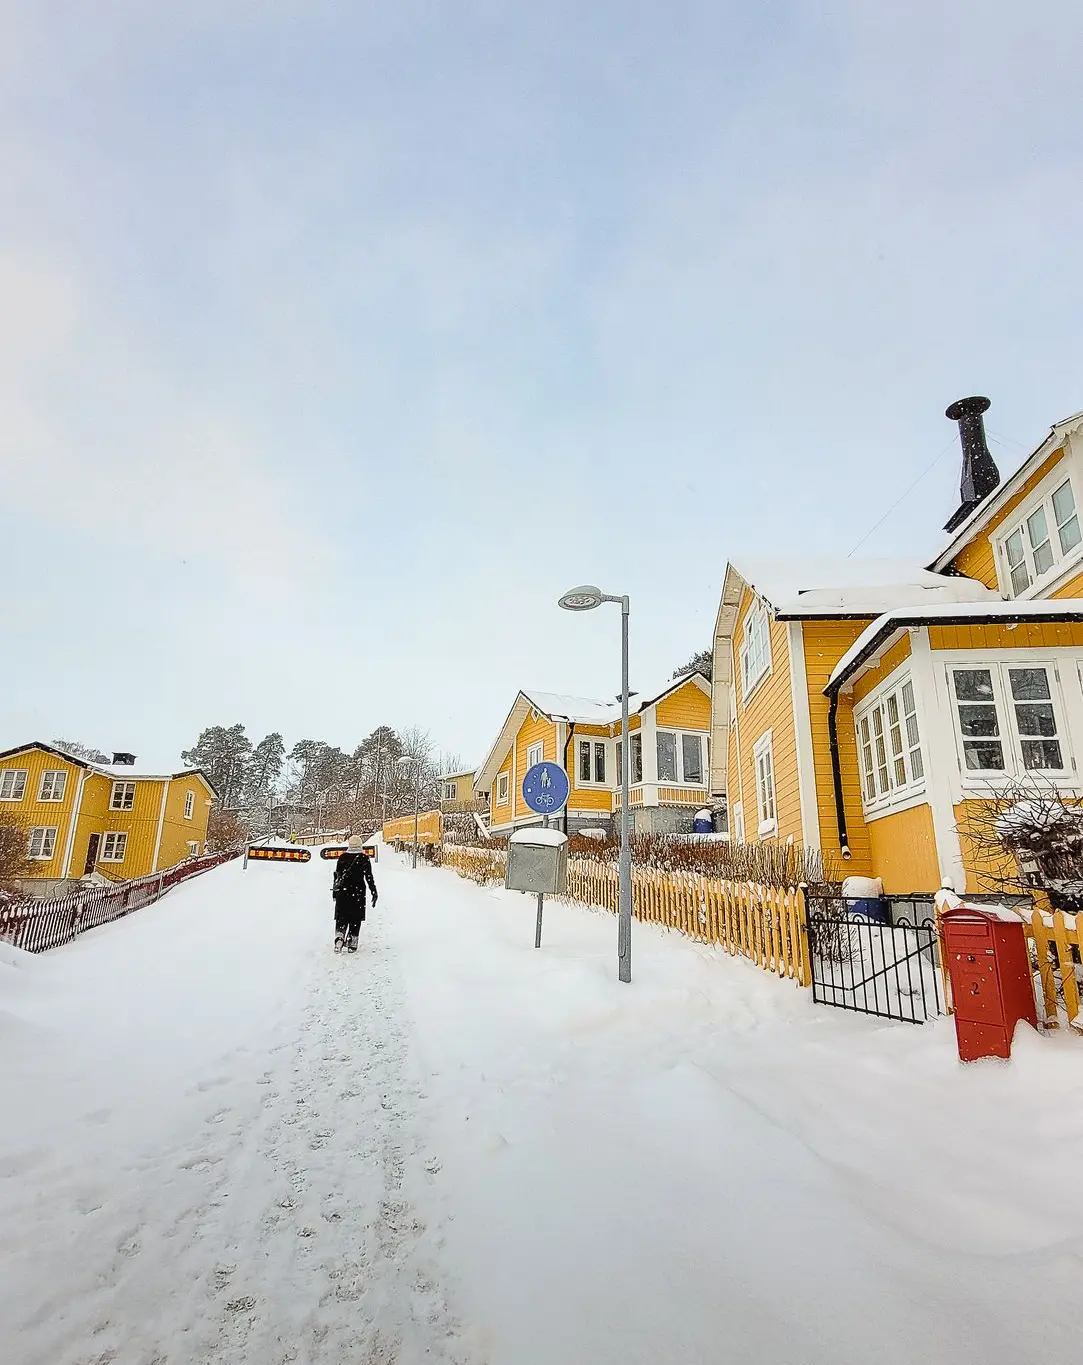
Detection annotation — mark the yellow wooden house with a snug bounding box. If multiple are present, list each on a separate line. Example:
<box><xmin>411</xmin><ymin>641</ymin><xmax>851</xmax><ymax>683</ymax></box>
<box><xmin>0</xmin><ymin>743</ymin><xmax>217</xmax><ymax>894</ymax></box>
<box><xmin>439</xmin><ymin>768</ymin><xmax>485</xmax><ymax>815</ymax></box>
<box><xmin>475</xmin><ymin>674</ymin><xmax>713</xmax><ymax>837</ymax></box>
<box><xmin>712</xmin><ymin>396</ymin><xmax>1083</xmax><ymax>894</ymax></box>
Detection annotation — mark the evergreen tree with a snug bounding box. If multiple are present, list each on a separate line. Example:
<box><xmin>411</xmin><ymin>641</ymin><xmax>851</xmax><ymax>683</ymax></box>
<box><xmin>244</xmin><ymin>732</ymin><xmax>285</xmax><ymax>806</ymax></box>
<box><xmin>672</xmin><ymin>648</ymin><xmax>713</xmax><ymax>682</ymax></box>
<box><xmin>54</xmin><ymin>738</ymin><xmax>109</xmax><ymax>764</ymax></box>
<box><xmin>182</xmin><ymin>724</ymin><xmax>252</xmax><ymax>807</ymax></box>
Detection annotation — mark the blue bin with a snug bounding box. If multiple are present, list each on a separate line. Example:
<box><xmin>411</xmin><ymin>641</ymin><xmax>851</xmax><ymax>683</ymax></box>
<box><xmin>847</xmin><ymin>896</ymin><xmax>889</xmax><ymax>924</ymax></box>
<box><xmin>693</xmin><ymin>816</ymin><xmax>712</xmax><ymax>834</ymax></box>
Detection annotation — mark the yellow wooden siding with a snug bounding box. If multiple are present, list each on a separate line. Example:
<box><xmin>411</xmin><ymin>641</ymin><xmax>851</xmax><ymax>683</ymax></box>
<box><xmin>928</xmin><ymin>621</ymin><xmax>1083</xmax><ymax>651</ymax></box>
<box><xmin>866</xmin><ymin>803</ymin><xmax>940</xmax><ymax>893</ymax></box>
<box><xmin>491</xmin><ymin>750</ymin><xmax>515</xmax><ymax>825</ymax></box>
<box><xmin>946</xmin><ymin>447</ymin><xmax>1066</xmax><ymax>589</ymax></box>
<box><xmin>850</xmin><ymin>634</ymin><xmax>913</xmax><ymax>705</ymax></box>
<box><xmin>157</xmin><ymin>777</ymin><xmax>213</xmax><ymax>871</ymax></box>
<box><xmin>802</xmin><ymin>619</ymin><xmax>877</xmax><ymax>872</ymax></box>
<box><xmin>513</xmin><ymin>714</ymin><xmax>560</xmax><ymax>820</ymax></box>
<box><xmin>730</xmin><ymin>588</ymin><xmax>800</xmax><ymax>843</ymax></box>
<box><xmin>0</xmin><ymin>748</ymin><xmax>84</xmax><ymax>876</ymax></box>
<box><xmin>952</xmin><ymin>800</ymin><xmax>1021</xmax><ymax>895</ymax></box>
<box><xmin>655</xmin><ymin>679</ymin><xmax>711</xmax><ymax>731</ymax></box>
<box><xmin>1050</xmin><ymin>573</ymin><xmax>1083</xmax><ymax>599</ymax></box>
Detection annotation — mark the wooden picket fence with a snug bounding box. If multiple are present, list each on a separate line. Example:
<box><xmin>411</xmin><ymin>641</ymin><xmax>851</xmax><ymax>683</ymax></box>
<box><xmin>382</xmin><ymin>809</ymin><xmax>442</xmax><ymax>847</ymax></box>
<box><xmin>441</xmin><ymin>844</ymin><xmax>506</xmax><ymax>884</ymax></box>
<box><xmin>1023</xmin><ymin>907</ymin><xmax>1083</xmax><ymax>1031</ymax></box>
<box><xmin>565</xmin><ymin>861</ymin><xmax>811</xmax><ymax>985</ymax></box>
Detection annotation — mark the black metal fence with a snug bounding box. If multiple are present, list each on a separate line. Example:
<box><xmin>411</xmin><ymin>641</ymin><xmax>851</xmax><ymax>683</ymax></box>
<box><xmin>0</xmin><ymin>850</ymin><xmax>242</xmax><ymax>953</ymax></box>
<box><xmin>805</xmin><ymin>894</ymin><xmax>945</xmax><ymax>1024</ymax></box>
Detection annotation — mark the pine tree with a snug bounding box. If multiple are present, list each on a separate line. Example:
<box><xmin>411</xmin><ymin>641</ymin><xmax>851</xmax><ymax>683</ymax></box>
<box><xmin>244</xmin><ymin>733</ymin><xmax>285</xmax><ymax>806</ymax></box>
<box><xmin>672</xmin><ymin>648</ymin><xmax>713</xmax><ymax>682</ymax></box>
<box><xmin>181</xmin><ymin>724</ymin><xmax>252</xmax><ymax>808</ymax></box>
<box><xmin>54</xmin><ymin>738</ymin><xmax>110</xmax><ymax>764</ymax></box>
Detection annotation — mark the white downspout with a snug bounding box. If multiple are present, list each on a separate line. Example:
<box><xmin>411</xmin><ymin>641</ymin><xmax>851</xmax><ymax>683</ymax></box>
<box><xmin>151</xmin><ymin>779</ymin><xmax>169</xmax><ymax>872</ymax></box>
<box><xmin>60</xmin><ymin>769</ymin><xmax>88</xmax><ymax>878</ymax></box>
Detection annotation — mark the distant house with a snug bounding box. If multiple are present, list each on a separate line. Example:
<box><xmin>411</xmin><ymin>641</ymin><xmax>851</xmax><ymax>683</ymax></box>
<box><xmin>711</xmin><ymin>397</ymin><xmax>1083</xmax><ymax>895</ymax></box>
<box><xmin>475</xmin><ymin>674</ymin><xmax>712</xmax><ymax>837</ymax></box>
<box><xmin>0</xmin><ymin>743</ymin><xmax>217</xmax><ymax>894</ymax></box>
<box><xmin>439</xmin><ymin>768</ymin><xmax>484</xmax><ymax>815</ymax></box>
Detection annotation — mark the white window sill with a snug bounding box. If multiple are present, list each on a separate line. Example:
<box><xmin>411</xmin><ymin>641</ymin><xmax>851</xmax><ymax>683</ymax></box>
<box><xmin>29</xmin><ymin>856</ymin><xmax>55</xmax><ymax>862</ymax></box>
<box><xmin>959</xmin><ymin>771</ymin><xmax>1077</xmax><ymax>790</ymax></box>
<box><xmin>1004</xmin><ymin>546</ymin><xmax>1083</xmax><ymax>601</ymax></box>
<box><xmin>742</xmin><ymin>669</ymin><xmax>772</xmax><ymax>706</ymax></box>
<box><xmin>758</xmin><ymin>819</ymin><xmax>777</xmax><ymax>837</ymax></box>
<box><xmin>860</xmin><ymin>786</ymin><xmax>929</xmax><ymax>822</ymax></box>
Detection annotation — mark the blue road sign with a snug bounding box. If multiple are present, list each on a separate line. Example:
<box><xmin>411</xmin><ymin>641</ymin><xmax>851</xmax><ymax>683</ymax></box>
<box><xmin>522</xmin><ymin>762</ymin><xmax>570</xmax><ymax>815</ymax></box>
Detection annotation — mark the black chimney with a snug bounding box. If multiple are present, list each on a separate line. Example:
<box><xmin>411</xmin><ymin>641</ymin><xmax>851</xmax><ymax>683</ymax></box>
<box><xmin>112</xmin><ymin>751</ymin><xmax>136</xmax><ymax>766</ymax></box>
<box><xmin>944</xmin><ymin>395</ymin><xmax>999</xmax><ymax>532</ymax></box>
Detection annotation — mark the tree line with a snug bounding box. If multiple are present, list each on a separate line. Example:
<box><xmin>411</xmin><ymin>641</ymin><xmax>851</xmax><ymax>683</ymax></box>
<box><xmin>180</xmin><ymin>723</ymin><xmax>464</xmax><ymax>836</ymax></box>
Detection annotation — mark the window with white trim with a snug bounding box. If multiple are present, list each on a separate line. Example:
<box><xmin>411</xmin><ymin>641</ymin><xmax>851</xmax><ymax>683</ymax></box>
<box><xmin>855</xmin><ymin>677</ymin><xmax>925</xmax><ymax>810</ymax></box>
<box><xmin>740</xmin><ymin>606</ymin><xmax>772</xmax><ymax>697</ymax></box>
<box><xmin>28</xmin><ymin>826</ymin><xmax>58</xmax><ymax>860</ymax></box>
<box><xmin>655</xmin><ymin>731</ymin><xmax>707</xmax><ymax>785</ymax></box>
<box><xmin>630</xmin><ymin>734</ymin><xmax>643</xmax><ymax>784</ymax></box>
<box><xmin>496</xmin><ymin>772</ymin><xmax>510</xmax><ymax>806</ymax></box>
<box><xmin>732</xmin><ymin>802</ymin><xmax>745</xmax><ymax>844</ymax></box>
<box><xmin>101</xmin><ymin>831</ymin><xmax>128</xmax><ymax>863</ymax></box>
<box><xmin>753</xmin><ymin>732</ymin><xmax>776</xmax><ymax>835</ymax></box>
<box><xmin>110</xmin><ymin>780</ymin><xmax>136</xmax><ymax>811</ymax></box>
<box><xmin>0</xmin><ymin>769</ymin><xmax>27</xmax><ymax>801</ymax></box>
<box><xmin>948</xmin><ymin>663</ymin><xmax>1070</xmax><ymax>776</ymax></box>
<box><xmin>187</xmin><ymin>840</ymin><xmax>200</xmax><ymax>856</ymax></box>
<box><xmin>443</xmin><ymin>782</ymin><xmax>457</xmax><ymax>802</ymax></box>
<box><xmin>184</xmin><ymin>790</ymin><xmax>195</xmax><ymax>820</ymax></box>
<box><xmin>38</xmin><ymin>770</ymin><xmax>67</xmax><ymax>802</ymax></box>
<box><xmin>577</xmin><ymin>739</ymin><xmax>607</xmax><ymax>785</ymax></box>
<box><xmin>996</xmin><ymin>476</ymin><xmax>1083</xmax><ymax>597</ymax></box>
<box><xmin>526</xmin><ymin>742</ymin><xmax>543</xmax><ymax>769</ymax></box>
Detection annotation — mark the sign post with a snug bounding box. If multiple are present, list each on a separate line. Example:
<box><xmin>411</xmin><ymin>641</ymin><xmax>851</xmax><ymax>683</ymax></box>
<box><xmin>521</xmin><ymin>762</ymin><xmax>570</xmax><ymax>948</ymax></box>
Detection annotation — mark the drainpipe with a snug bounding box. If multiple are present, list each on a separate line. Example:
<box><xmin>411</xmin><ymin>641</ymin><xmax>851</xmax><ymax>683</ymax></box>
<box><xmin>563</xmin><ymin>721</ymin><xmax>576</xmax><ymax>836</ymax></box>
<box><xmin>826</xmin><ymin>691</ymin><xmax>851</xmax><ymax>860</ymax></box>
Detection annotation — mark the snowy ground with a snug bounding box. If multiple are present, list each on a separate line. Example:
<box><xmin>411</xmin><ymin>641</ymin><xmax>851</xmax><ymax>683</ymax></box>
<box><xmin>3</xmin><ymin>850</ymin><xmax>1083</xmax><ymax>1365</ymax></box>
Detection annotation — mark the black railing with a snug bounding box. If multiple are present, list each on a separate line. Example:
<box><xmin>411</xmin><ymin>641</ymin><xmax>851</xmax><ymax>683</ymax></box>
<box><xmin>806</xmin><ymin>895</ymin><xmax>945</xmax><ymax>1024</ymax></box>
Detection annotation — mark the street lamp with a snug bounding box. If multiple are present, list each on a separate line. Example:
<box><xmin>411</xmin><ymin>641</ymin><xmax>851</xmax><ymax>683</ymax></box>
<box><xmin>397</xmin><ymin>753</ymin><xmax>423</xmax><ymax>869</ymax></box>
<box><xmin>558</xmin><ymin>583</ymin><xmax>632</xmax><ymax>983</ymax></box>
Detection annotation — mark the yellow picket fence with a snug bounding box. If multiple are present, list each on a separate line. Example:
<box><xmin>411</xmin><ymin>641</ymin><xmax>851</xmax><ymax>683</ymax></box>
<box><xmin>564</xmin><ymin>861</ymin><xmax>811</xmax><ymax>985</ymax></box>
<box><xmin>1024</xmin><ymin>907</ymin><xmax>1083</xmax><ymax>1031</ymax></box>
<box><xmin>382</xmin><ymin>809</ymin><xmax>442</xmax><ymax>847</ymax></box>
<box><xmin>441</xmin><ymin>845</ymin><xmax>507</xmax><ymax>884</ymax></box>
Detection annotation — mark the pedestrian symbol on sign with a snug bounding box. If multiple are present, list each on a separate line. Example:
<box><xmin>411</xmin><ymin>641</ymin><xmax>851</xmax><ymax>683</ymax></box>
<box><xmin>522</xmin><ymin>762</ymin><xmax>569</xmax><ymax>816</ymax></box>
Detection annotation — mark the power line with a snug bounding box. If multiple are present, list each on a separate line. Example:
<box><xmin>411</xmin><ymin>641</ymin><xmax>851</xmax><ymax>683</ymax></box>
<box><xmin>847</xmin><ymin>437</ymin><xmax>958</xmax><ymax>557</ymax></box>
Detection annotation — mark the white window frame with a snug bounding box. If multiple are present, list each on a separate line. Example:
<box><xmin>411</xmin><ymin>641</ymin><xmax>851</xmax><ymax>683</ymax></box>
<box><xmin>110</xmin><ymin>780</ymin><xmax>136</xmax><ymax>811</ymax></box>
<box><xmin>944</xmin><ymin>659</ymin><xmax>1074</xmax><ymax>783</ymax></box>
<box><xmin>732</xmin><ymin>802</ymin><xmax>745</xmax><ymax>844</ymax></box>
<box><xmin>753</xmin><ymin>730</ymin><xmax>777</xmax><ymax>836</ymax></box>
<box><xmin>496</xmin><ymin>772</ymin><xmax>510</xmax><ymax>806</ymax></box>
<box><xmin>443</xmin><ymin>781</ymin><xmax>457</xmax><ymax>802</ymax></box>
<box><xmin>184</xmin><ymin>789</ymin><xmax>195</xmax><ymax>820</ymax></box>
<box><xmin>854</xmin><ymin>671</ymin><xmax>927</xmax><ymax>818</ymax></box>
<box><xmin>739</xmin><ymin>605</ymin><xmax>772</xmax><ymax>699</ymax></box>
<box><xmin>100</xmin><ymin>831</ymin><xmax>128</xmax><ymax>863</ymax></box>
<box><xmin>187</xmin><ymin>840</ymin><xmax>200</xmax><ymax>857</ymax></box>
<box><xmin>654</xmin><ymin>729</ymin><xmax>708</xmax><ymax>786</ymax></box>
<box><xmin>38</xmin><ymin>769</ymin><xmax>68</xmax><ymax>802</ymax></box>
<box><xmin>993</xmin><ymin>469</ymin><xmax>1083</xmax><ymax>598</ymax></box>
<box><xmin>526</xmin><ymin>742</ymin><xmax>543</xmax><ymax>769</ymax></box>
<box><xmin>0</xmin><ymin>769</ymin><xmax>28</xmax><ymax>801</ymax></box>
<box><xmin>28</xmin><ymin>826</ymin><xmax>58</xmax><ymax>860</ymax></box>
<box><xmin>576</xmin><ymin>738</ymin><xmax>609</xmax><ymax>787</ymax></box>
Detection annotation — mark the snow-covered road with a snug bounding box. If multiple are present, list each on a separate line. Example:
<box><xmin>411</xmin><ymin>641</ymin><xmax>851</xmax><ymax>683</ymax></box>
<box><xmin>3</xmin><ymin>848</ymin><xmax>1083</xmax><ymax>1365</ymax></box>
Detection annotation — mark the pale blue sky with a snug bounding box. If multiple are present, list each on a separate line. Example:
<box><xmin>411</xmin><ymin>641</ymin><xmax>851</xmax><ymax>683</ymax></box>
<box><xmin>3</xmin><ymin>0</ymin><xmax>1083</xmax><ymax>767</ymax></box>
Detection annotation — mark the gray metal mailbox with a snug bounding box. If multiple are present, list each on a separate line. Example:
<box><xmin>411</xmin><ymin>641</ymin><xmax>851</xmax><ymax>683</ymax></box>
<box><xmin>505</xmin><ymin>827</ymin><xmax>569</xmax><ymax>896</ymax></box>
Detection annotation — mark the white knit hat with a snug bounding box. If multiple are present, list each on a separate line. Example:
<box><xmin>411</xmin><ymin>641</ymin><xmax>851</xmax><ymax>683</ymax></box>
<box><xmin>348</xmin><ymin>835</ymin><xmax>363</xmax><ymax>850</ymax></box>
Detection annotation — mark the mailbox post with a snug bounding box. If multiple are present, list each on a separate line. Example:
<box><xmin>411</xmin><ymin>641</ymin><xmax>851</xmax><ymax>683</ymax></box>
<box><xmin>941</xmin><ymin>904</ymin><xmax>1037</xmax><ymax>1061</ymax></box>
<box><xmin>506</xmin><ymin>827</ymin><xmax>569</xmax><ymax>948</ymax></box>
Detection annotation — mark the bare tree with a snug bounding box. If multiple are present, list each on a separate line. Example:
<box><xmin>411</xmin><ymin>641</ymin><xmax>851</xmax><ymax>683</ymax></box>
<box><xmin>0</xmin><ymin>814</ymin><xmax>30</xmax><ymax>895</ymax></box>
<box><xmin>54</xmin><ymin>738</ymin><xmax>109</xmax><ymax>764</ymax></box>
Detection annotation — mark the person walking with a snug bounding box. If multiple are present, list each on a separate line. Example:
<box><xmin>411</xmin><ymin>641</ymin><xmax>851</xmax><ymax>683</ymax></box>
<box><xmin>332</xmin><ymin>836</ymin><xmax>378</xmax><ymax>953</ymax></box>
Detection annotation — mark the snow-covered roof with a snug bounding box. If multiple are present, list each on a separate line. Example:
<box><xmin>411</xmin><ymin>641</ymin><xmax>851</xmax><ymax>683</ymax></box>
<box><xmin>89</xmin><ymin>761</ymin><xmax>206</xmax><ymax>782</ymax></box>
<box><xmin>827</xmin><ymin>598</ymin><xmax>1083</xmax><ymax>692</ymax></box>
<box><xmin>732</xmin><ymin>557</ymin><xmax>996</xmax><ymax>618</ymax></box>
<box><xmin>521</xmin><ymin>689</ymin><xmax>619</xmax><ymax>725</ymax></box>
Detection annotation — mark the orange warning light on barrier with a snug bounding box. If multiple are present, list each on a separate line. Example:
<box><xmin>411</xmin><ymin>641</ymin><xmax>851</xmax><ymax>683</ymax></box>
<box><xmin>247</xmin><ymin>845</ymin><xmax>311</xmax><ymax>862</ymax></box>
<box><xmin>320</xmin><ymin>845</ymin><xmax>377</xmax><ymax>861</ymax></box>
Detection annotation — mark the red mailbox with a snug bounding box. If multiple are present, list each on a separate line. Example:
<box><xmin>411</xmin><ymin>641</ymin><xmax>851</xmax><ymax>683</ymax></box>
<box><xmin>940</xmin><ymin>905</ymin><xmax>1037</xmax><ymax>1061</ymax></box>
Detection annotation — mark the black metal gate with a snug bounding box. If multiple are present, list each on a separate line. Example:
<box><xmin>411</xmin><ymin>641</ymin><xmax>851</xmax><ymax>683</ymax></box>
<box><xmin>806</xmin><ymin>898</ymin><xmax>946</xmax><ymax>1024</ymax></box>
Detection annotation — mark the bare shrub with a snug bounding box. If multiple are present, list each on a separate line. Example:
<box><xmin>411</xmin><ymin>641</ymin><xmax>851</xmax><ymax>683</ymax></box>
<box><xmin>0</xmin><ymin>815</ymin><xmax>30</xmax><ymax>898</ymax></box>
<box><xmin>955</xmin><ymin>775</ymin><xmax>1083</xmax><ymax>908</ymax></box>
<box><xmin>206</xmin><ymin>807</ymin><xmax>248</xmax><ymax>853</ymax></box>
<box><xmin>566</xmin><ymin>832</ymin><xmax>838</xmax><ymax>890</ymax></box>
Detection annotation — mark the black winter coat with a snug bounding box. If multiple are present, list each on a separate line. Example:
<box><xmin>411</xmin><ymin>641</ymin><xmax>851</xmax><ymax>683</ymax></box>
<box><xmin>333</xmin><ymin>852</ymin><xmax>377</xmax><ymax>909</ymax></box>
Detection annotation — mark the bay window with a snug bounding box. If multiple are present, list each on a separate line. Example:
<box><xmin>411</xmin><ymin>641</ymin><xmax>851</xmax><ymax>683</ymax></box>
<box><xmin>577</xmin><ymin>739</ymin><xmax>607</xmax><ymax>785</ymax></box>
<box><xmin>997</xmin><ymin>476</ymin><xmax>1082</xmax><ymax>597</ymax></box>
<box><xmin>655</xmin><ymin>731</ymin><xmax>708</xmax><ymax>786</ymax></box>
<box><xmin>855</xmin><ymin>677</ymin><xmax>925</xmax><ymax>810</ymax></box>
<box><xmin>948</xmin><ymin>663</ymin><xmax>1069</xmax><ymax>776</ymax></box>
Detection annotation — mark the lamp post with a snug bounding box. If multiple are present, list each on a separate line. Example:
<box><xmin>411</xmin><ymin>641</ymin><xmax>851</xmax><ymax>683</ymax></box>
<box><xmin>558</xmin><ymin>584</ymin><xmax>632</xmax><ymax>983</ymax></box>
<box><xmin>397</xmin><ymin>753</ymin><xmax>423</xmax><ymax>869</ymax></box>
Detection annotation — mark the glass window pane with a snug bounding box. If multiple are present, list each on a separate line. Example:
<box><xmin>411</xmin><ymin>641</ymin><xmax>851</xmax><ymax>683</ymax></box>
<box><xmin>963</xmin><ymin>741</ymin><xmax>1005</xmax><ymax>770</ymax></box>
<box><xmin>1027</xmin><ymin>505</ymin><xmax>1050</xmax><ymax>549</ymax></box>
<box><xmin>1033</xmin><ymin>540</ymin><xmax>1055</xmax><ymax>577</ymax></box>
<box><xmin>631</xmin><ymin>734</ymin><xmax>643</xmax><ymax>784</ymax></box>
<box><xmin>1059</xmin><ymin>515</ymin><xmax>1081</xmax><ymax>555</ymax></box>
<box><xmin>910</xmin><ymin>747</ymin><xmax>924</xmax><ymax>780</ymax></box>
<box><xmin>1010</xmin><ymin>562</ymin><xmax>1031</xmax><ymax>596</ymax></box>
<box><xmin>1010</xmin><ymin>668</ymin><xmax>1051</xmax><ymax>700</ymax></box>
<box><xmin>579</xmin><ymin>742</ymin><xmax>591</xmax><ymax>782</ymax></box>
<box><xmin>1005</xmin><ymin>529</ymin><xmax>1026</xmax><ymax>567</ymax></box>
<box><xmin>682</xmin><ymin>734</ymin><xmax>703</xmax><ymax>783</ymax></box>
<box><xmin>958</xmin><ymin>705</ymin><xmax>1000</xmax><ymax>737</ymax></box>
<box><xmin>615</xmin><ymin>743</ymin><xmax>622</xmax><ymax>785</ymax></box>
<box><xmin>1014</xmin><ymin>703</ymin><xmax>1057</xmax><ymax>737</ymax></box>
<box><xmin>1052</xmin><ymin>480</ymin><xmax>1076</xmax><ymax>526</ymax></box>
<box><xmin>954</xmin><ymin>670</ymin><xmax>994</xmax><ymax>701</ymax></box>
<box><xmin>594</xmin><ymin>743</ymin><xmax>606</xmax><ymax>783</ymax></box>
<box><xmin>1022</xmin><ymin>740</ymin><xmax>1064</xmax><ymax>770</ymax></box>
<box><xmin>657</xmin><ymin>732</ymin><xmax>678</xmax><ymax>782</ymax></box>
